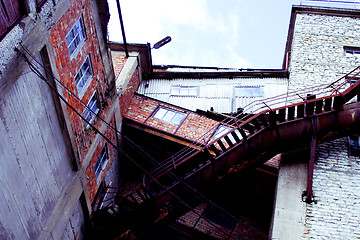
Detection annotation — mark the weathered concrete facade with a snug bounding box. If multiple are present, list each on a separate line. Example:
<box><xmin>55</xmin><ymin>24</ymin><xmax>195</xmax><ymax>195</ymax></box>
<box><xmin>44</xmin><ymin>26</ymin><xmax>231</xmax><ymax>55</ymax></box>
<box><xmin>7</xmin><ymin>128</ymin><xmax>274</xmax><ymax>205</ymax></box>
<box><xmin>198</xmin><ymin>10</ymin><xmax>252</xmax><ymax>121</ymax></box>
<box><xmin>0</xmin><ymin>0</ymin><xmax>135</xmax><ymax>239</ymax></box>
<box><xmin>272</xmin><ymin>6</ymin><xmax>360</xmax><ymax>240</ymax></box>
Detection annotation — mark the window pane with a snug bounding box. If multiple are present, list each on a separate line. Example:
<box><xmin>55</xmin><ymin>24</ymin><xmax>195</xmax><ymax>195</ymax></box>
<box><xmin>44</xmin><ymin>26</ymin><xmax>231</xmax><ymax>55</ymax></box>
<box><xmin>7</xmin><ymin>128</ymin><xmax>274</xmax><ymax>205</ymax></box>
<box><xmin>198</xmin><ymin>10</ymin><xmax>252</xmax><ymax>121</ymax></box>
<box><xmin>213</xmin><ymin>125</ymin><xmax>231</xmax><ymax>139</ymax></box>
<box><xmin>235</xmin><ymin>86</ymin><xmax>262</xmax><ymax>97</ymax></box>
<box><xmin>67</xmin><ymin>16</ymin><xmax>85</xmax><ymax>57</ymax></box>
<box><xmin>171</xmin><ymin>86</ymin><xmax>180</xmax><ymax>95</ymax></box>
<box><xmin>188</xmin><ymin>87</ymin><xmax>198</xmax><ymax>96</ymax></box>
<box><xmin>172</xmin><ymin>113</ymin><xmax>186</xmax><ymax>125</ymax></box>
<box><xmin>163</xmin><ymin>111</ymin><xmax>176</xmax><ymax>122</ymax></box>
<box><xmin>179</xmin><ymin>87</ymin><xmax>188</xmax><ymax>95</ymax></box>
<box><xmin>154</xmin><ymin>108</ymin><xmax>167</xmax><ymax>119</ymax></box>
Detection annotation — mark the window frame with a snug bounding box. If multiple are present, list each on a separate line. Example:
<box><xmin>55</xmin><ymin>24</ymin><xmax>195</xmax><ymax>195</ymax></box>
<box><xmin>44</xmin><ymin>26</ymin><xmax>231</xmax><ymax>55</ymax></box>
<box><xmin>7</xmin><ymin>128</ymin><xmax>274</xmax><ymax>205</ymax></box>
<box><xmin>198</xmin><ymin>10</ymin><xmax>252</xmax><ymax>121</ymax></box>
<box><xmin>171</xmin><ymin>85</ymin><xmax>199</xmax><ymax>97</ymax></box>
<box><xmin>0</xmin><ymin>0</ymin><xmax>23</xmax><ymax>39</ymax></box>
<box><xmin>344</xmin><ymin>46</ymin><xmax>360</xmax><ymax>57</ymax></box>
<box><xmin>94</xmin><ymin>144</ymin><xmax>109</xmax><ymax>179</ymax></box>
<box><xmin>153</xmin><ymin>106</ymin><xmax>187</xmax><ymax>126</ymax></box>
<box><xmin>66</xmin><ymin>15</ymin><xmax>86</xmax><ymax>59</ymax></box>
<box><xmin>75</xmin><ymin>55</ymin><xmax>93</xmax><ymax>98</ymax></box>
<box><xmin>234</xmin><ymin>86</ymin><xmax>263</xmax><ymax>98</ymax></box>
<box><xmin>83</xmin><ymin>91</ymin><xmax>99</xmax><ymax>128</ymax></box>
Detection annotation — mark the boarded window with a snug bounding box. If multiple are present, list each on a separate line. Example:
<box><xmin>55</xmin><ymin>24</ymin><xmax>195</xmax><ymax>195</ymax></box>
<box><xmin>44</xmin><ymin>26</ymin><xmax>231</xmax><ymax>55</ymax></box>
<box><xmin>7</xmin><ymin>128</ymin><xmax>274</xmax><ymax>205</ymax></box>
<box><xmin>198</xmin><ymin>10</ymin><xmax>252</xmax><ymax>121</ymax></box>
<box><xmin>0</xmin><ymin>0</ymin><xmax>22</xmax><ymax>37</ymax></box>
<box><xmin>234</xmin><ymin>86</ymin><xmax>262</xmax><ymax>97</ymax></box>
<box><xmin>171</xmin><ymin>86</ymin><xmax>198</xmax><ymax>96</ymax></box>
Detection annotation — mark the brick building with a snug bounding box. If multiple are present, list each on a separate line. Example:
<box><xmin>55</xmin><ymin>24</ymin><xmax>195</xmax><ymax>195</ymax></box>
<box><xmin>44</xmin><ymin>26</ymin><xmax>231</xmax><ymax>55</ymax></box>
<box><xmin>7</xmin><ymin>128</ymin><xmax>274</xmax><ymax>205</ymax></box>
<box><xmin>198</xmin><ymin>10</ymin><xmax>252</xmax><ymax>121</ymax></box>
<box><xmin>1</xmin><ymin>1</ymin><xmax>360</xmax><ymax>240</ymax></box>
<box><xmin>0</xmin><ymin>0</ymin><xmax>148</xmax><ymax>239</ymax></box>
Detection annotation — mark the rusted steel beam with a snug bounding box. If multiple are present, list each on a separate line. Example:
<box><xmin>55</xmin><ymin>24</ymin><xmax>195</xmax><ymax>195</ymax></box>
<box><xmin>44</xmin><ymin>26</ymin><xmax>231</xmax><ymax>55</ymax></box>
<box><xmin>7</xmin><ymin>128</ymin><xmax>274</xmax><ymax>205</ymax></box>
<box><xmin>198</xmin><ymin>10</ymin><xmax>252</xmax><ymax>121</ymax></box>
<box><xmin>306</xmin><ymin>136</ymin><xmax>317</xmax><ymax>204</ymax></box>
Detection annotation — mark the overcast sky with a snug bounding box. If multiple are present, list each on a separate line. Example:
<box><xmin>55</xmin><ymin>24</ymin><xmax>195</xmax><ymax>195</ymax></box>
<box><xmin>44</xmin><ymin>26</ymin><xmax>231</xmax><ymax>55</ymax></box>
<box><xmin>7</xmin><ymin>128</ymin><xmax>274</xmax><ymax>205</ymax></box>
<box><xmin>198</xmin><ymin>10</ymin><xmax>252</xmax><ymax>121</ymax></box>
<box><xmin>107</xmin><ymin>0</ymin><xmax>356</xmax><ymax>69</ymax></box>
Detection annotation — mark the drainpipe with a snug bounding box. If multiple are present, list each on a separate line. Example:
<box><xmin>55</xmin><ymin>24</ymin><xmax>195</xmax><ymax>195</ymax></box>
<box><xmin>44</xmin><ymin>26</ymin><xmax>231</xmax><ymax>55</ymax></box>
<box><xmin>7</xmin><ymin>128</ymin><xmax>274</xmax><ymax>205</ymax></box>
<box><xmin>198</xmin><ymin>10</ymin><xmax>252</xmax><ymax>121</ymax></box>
<box><xmin>115</xmin><ymin>0</ymin><xmax>129</xmax><ymax>58</ymax></box>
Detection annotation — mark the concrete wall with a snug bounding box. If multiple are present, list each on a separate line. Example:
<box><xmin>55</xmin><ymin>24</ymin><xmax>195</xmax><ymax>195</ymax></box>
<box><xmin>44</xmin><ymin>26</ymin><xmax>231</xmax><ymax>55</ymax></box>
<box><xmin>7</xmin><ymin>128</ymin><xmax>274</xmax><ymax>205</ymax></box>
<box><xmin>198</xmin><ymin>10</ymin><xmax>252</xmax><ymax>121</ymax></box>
<box><xmin>0</xmin><ymin>54</ymin><xmax>82</xmax><ymax>239</ymax></box>
<box><xmin>0</xmin><ymin>0</ymin><xmax>119</xmax><ymax>239</ymax></box>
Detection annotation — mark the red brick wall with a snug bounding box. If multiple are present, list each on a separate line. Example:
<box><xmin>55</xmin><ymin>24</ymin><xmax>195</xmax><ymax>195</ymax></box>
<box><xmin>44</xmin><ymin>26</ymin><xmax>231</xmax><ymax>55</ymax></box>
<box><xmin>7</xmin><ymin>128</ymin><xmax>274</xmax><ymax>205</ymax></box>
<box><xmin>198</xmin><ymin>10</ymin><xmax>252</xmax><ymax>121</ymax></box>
<box><xmin>112</xmin><ymin>53</ymin><xmax>127</xmax><ymax>79</ymax></box>
<box><xmin>120</xmin><ymin>68</ymin><xmax>140</xmax><ymax>118</ymax></box>
<box><xmin>124</xmin><ymin>94</ymin><xmax>220</xmax><ymax>143</ymax></box>
<box><xmin>85</xmin><ymin>117</ymin><xmax>117</xmax><ymax>203</ymax></box>
<box><xmin>50</xmin><ymin>0</ymin><xmax>113</xmax><ymax>160</ymax></box>
<box><xmin>177</xmin><ymin>113</ymin><xmax>218</xmax><ymax>144</ymax></box>
<box><xmin>50</xmin><ymin>0</ymin><xmax>118</xmax><ymax>201</ymax></box>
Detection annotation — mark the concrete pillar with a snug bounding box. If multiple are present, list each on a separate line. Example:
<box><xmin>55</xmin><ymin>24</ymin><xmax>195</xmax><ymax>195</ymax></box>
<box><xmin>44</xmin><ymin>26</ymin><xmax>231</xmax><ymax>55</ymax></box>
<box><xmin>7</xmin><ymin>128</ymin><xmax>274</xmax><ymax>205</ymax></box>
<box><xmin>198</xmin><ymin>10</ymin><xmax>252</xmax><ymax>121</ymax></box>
<box><xmin>270</xmin><ymin>150</ymin><xmax>308</xmax><ymax>240</ymax></box>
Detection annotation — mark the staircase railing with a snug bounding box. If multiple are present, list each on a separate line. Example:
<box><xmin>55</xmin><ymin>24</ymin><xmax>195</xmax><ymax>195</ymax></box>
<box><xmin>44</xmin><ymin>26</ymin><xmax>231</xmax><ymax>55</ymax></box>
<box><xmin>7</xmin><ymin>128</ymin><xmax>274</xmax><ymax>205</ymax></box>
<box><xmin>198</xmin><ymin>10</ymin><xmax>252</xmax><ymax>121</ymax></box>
<box><xmin>147</xmin><ymin>66</ymin><xmax>360</xmax><ymax>181</ymax></box>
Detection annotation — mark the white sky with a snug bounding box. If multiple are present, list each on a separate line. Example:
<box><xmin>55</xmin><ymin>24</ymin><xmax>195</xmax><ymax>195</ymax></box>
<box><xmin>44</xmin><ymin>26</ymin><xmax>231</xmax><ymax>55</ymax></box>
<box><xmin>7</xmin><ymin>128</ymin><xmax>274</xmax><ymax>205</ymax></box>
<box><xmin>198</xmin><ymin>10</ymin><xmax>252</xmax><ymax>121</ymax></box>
<box><xmin>107</xmin><ymin>0</ymin><xmax>358</xmax><ymax>69</ymax></box>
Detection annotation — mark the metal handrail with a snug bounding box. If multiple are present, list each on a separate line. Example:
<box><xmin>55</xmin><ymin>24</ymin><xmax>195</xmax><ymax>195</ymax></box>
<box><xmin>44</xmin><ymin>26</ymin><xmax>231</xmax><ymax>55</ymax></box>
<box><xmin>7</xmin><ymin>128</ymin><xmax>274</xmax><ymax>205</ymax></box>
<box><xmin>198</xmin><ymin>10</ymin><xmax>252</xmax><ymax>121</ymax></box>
<box><xmin>148</xmin><ymin>66</ymin><xmax>360</xmax><ymax>180</ymax></box>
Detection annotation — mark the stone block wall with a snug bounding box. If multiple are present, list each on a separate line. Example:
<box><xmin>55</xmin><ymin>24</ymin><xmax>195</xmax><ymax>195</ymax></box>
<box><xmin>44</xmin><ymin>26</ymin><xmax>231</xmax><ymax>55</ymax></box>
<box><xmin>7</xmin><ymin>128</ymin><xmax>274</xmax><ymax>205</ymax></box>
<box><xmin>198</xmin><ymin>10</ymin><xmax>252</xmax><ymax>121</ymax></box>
<box><xmin>301</xmin><ymin>138</ymin><xmax>360</xmax><ymax>239</ymax></box>
<box><xmin>289</xmin><ymin>12</ymin><xmax>360</xmax><ymax>91</ymax></box>
<box><xmin>276</xmin><ymin>7</ymin><xmax>360</xmax><ymax>240</ymax></box>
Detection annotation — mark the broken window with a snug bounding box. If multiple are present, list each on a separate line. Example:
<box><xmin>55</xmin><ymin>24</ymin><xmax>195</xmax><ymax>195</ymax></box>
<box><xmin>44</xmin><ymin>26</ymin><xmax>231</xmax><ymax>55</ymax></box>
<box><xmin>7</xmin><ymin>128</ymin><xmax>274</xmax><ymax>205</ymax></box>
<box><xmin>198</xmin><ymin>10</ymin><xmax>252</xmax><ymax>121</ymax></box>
<box><xmin>234</xmin><ymin>86</ymin><xmax>262</xmax><ymax>97</ymax></box>
<box><xmin>348</xmin><ymin>135</ymin><xmax>360</xmax><ymax>157</ymax></box>
<box><xmin>94</xmin><ymin>144</ymin><xmax>109</xmax><ymax>179</ymax></box>
<box><xmin>75</xmin><ymin>55</ymin><xmax>93</xmax><ymax>98</ymax></box>
<box><xmin>153</xmin><ymin>107</ymin><xmax>186</xmax><ymax>125</ymax></box>
<box><xmin>171</xmin><ymin>86</ymin><xmax>198</xmax><ymax>96</ymax></box>
<box><xmin>66</xmin><ymin>16</ymin><xmax>86</xmax><ymax>58</ymax></box>
<box><xmin>344</xmin><ymin>46</ymin><xmax>360</xmax><ymax>57</ymax></box>
<box><xmin>83</xmin><ymin>91</ymin><xmax>99</xmax><ymax>128</ymax></box>
<box><xmin>0</xmin><ymin>0</ymin><xmax>23</xmax><ymax>37</ymax></box>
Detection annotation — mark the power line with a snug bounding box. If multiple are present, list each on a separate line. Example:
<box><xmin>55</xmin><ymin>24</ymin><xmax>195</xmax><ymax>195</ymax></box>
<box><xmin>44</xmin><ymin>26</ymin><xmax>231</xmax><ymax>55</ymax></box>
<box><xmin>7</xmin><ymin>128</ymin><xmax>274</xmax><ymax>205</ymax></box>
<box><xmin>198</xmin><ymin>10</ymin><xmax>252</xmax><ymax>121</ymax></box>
<box><xmin>15</xmin><ymin>46</ymin><xmax>241</xmax><ymax>239</ymax></box>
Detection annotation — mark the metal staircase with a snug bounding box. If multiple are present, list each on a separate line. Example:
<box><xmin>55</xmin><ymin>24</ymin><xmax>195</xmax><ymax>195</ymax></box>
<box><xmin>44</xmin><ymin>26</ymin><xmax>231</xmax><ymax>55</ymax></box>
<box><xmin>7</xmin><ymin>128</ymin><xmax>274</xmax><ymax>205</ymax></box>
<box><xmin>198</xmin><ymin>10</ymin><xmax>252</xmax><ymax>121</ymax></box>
<box><xmin>101</xmin><ymin>67</ymin><xmax>360</xmax><ymax>239</ymax></box>
<box><xmin>147</xmin><ymin>66</ymin><xmax>360</xmax><ymax>184</ymax></box>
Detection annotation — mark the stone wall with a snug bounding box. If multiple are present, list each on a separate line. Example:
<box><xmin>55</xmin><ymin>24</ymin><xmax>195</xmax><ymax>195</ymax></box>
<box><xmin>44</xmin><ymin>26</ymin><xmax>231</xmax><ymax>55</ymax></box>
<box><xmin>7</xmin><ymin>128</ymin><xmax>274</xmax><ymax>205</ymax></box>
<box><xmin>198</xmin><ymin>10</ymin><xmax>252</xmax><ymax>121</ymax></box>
<box><xmin>273</xmin><ymin>7</ymin><xmax>360</xmax><ymax>240</ymax></box>
<box><xmin>301</xmin><ymin>138</ymin><xmax>360</xmax><ymax>239</ymax></box>
<box><xmin>289</xmin><ymin>12</ymin><xmax>360</xmax><ymax>91</ymax></box>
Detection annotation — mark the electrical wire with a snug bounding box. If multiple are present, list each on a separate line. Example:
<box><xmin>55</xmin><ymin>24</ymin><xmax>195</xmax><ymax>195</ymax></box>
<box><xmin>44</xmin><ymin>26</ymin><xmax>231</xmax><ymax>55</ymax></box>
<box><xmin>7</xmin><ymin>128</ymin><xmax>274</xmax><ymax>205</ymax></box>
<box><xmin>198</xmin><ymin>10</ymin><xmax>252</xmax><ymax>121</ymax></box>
<box><xmin>15</xmin><ymin>46</ymin><xmax>241</xmax><ymax>239</ymax></box>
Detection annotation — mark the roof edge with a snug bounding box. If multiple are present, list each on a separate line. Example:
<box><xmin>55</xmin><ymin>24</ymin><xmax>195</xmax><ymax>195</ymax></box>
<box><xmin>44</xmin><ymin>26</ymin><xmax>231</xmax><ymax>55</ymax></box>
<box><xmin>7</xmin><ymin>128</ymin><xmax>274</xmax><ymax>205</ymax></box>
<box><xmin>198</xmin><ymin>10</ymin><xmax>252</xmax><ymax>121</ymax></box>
<box><xmin>151</xmin><ymin>69</ymin><xmax>289</xmax><ymax>79</ymax></box>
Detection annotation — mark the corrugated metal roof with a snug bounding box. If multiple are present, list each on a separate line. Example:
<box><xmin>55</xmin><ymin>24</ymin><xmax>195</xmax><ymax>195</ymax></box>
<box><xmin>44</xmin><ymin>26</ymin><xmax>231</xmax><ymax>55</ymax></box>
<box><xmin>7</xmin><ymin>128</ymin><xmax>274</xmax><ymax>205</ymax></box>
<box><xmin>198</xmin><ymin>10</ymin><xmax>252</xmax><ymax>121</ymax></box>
<box><xmin>138</xmin><ymin>77</ymin><xmax>288</xmax><ymax>113</ymax></box>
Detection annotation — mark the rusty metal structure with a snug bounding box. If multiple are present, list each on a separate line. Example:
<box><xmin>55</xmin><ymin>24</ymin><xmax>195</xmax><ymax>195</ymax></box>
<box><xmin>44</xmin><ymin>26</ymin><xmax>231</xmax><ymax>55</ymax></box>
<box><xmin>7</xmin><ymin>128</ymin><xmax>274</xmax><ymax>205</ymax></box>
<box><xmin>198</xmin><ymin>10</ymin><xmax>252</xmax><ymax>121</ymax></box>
<box><xmin>91</xmin><ymin>66</ymin><xmax>360</xmax><ymax>239</ymax></box>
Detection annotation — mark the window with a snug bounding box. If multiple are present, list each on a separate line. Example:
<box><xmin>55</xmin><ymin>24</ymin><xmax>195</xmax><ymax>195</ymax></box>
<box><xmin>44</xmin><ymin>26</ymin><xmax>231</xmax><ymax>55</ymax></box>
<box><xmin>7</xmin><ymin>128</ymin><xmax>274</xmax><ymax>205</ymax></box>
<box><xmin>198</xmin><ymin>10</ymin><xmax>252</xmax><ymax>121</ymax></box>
<box><xmin>94</xmin><ymin>144</ymin><xmax>109</xmax><ymax>179</ymax></box>
<box><xmin>212</xmin><ymin>125</ymin><xmax>232</xmax><ymax>140</ymax></box>
<box><xmin>83</xmin><ymin>92</ymin><xmax>99</xmax><ymax>127</ymax></box>
<box><xmin>76</xmin><ymin>56</ymin><xmax>93</xmax><ymax>97</ymax></box>
<box><xmin>344</xmin><ymin>46</ymin><xmax>360</xmax><ymax>57</ymax></box>
<box><xmin>153</xmin><ymin>107</ymin><xmax>186</xmax><ymax>125</ymax></box>
<box><xmin>348</xmin><ymin>135</ymin><xmax>360</xmax><ymax>157</ymax></box>
<box><xmin>234</xmin><ymin>86</ymin><xmax>262</xmax><ymax>97</ymax></box>
<box><xmin>171</xmin><ymin>86</ymin><xmax>198</xmax><ymax>96</ymax></box>
<box><xmin>0</xmin><ymin>0</ymin><xmax>23</xmax><ymax>37</ymax></box>
<box><xmin>66</xmin><ymin>16</ymin><xmax>86</xmax><ymax>58</ymax></box>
